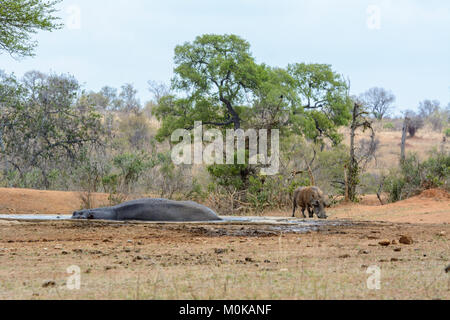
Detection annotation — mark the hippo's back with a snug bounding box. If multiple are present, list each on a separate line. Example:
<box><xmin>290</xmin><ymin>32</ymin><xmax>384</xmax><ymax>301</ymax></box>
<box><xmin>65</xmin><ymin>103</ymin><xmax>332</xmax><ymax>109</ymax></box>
<box><xmin>113</xmin><ymin>198</ymin><xmax>221</xmax><ymax>222</ymax></box>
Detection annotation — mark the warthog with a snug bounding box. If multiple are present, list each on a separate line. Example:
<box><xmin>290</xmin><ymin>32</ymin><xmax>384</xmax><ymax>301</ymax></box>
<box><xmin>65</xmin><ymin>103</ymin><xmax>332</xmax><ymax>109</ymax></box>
<box><xmin>292</xmin><ymin>186</ymin><xmax>328</xmax><ymax>219</ymax></box>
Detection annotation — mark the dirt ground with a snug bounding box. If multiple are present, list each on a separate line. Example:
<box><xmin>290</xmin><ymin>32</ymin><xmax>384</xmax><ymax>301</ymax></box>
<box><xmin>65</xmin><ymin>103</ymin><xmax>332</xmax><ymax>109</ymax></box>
<box><xmin>0</xmin><ymin>187</ymin><xmax>449</xmax><ymax>300</ymax></box>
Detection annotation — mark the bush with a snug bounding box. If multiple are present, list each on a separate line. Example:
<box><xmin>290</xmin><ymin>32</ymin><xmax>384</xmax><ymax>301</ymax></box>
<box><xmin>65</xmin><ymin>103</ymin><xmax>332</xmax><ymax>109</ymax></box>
<box><xmin>407</xmin><ymin>117</ymin><xmax>424</xmax><ymax>137</ymax></box>
<box><xmin>384</xmin><ymin>151</ymin><xmax>449</xmax><ymax>202</ymax></box>
<box><xmin>445</xmin><ymin>128</ymin><xmax>450</xmax><ymax>137</ymax></box>
<box><xmin>383</xmin><ymin>122</ymin><xmax>395</xmax><ymax>131</ymax></box>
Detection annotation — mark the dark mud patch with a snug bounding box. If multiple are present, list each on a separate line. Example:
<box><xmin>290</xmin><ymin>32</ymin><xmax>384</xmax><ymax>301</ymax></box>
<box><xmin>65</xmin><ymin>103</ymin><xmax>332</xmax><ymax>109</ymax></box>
<box><xmin>0</xmin><ymin>214</ymin><xmax>355</xmax><ymax>237</ymax></box>
<box><xmin>181</xmin><ymin>220</ymin><xmax>355</xmax><ymax>237</ymax></box>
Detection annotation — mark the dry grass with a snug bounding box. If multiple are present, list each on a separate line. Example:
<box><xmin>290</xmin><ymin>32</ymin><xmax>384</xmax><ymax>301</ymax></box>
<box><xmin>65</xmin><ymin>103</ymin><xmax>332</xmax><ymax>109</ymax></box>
<box><xmin>340</xmin><ymin>124</ymin><xmax>449</xmax><ymax>176</ymax></box>
<box><xmin>0</xmin><ymin>123</ymin><xmax>448</xmax><ymax>301</ymax></box>
<box><xmin>0</xmin><ymin>220</ymin><xmax>448</xmax><ymax>300</ymax></box>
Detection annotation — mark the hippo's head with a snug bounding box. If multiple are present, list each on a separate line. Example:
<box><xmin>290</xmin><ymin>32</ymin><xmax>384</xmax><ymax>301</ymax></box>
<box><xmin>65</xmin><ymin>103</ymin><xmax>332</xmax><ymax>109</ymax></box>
<box><xmin>72</xmin><ymin>210</ymin><xmax>95</xmax><ymax>220</ymax></box>
<box><xmin>312</xmin><ymin>200</ymin><xmax>327</xmax><ymax>219</ymax></box>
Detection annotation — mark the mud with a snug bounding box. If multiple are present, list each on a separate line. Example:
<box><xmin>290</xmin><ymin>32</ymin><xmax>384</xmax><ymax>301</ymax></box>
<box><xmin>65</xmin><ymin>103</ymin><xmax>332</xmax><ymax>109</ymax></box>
<box><xmin>0</xmin><ymin>215</ymin><xmax>353</xmax><ymax>235</ymax></box>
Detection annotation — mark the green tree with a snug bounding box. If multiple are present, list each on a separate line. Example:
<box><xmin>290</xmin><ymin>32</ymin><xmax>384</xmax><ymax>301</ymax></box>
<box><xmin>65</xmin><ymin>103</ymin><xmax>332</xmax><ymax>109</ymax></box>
<box><xmin>287</xmin><ymin>63</ymin><xmax>352</xmax><ymax>145</ymax></box>
<box><xmin>154</xmin><ymin>35</ymin><xmax>352</xmax><ymax>144</ymax></box>
<box><xmin>0</xmin><ymin>0</ymin><xmax>62</xmax><ymax>57</ymax></box>
<box><xmin>0</xmin><ymin>71</ymin><xmax>104</xmax><ymax>188</ymax></box>
<box><xmin>154</xmin><ymin>34</ymin><xmax>261</xmax><ymax>133</ymax></box>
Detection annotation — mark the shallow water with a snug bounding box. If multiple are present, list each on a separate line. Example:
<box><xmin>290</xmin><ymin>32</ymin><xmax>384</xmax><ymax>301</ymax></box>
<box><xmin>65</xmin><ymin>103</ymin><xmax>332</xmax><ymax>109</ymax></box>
<box><xmin>0</xmin><ymin>214</ymin><xmax>71</xmax><ymax>220</ymax></box>
<box><xmin>0</xmin><ymin>214</ymin><xmax>350</xmax><ymax>234</ymax></box>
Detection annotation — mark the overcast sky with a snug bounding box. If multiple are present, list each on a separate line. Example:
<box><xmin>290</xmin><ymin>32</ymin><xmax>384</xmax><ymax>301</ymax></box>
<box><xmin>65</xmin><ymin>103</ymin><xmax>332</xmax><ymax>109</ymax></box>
<box><xmin>1</xmin><ymin>0</ymin><xmax>449</xmax><ymax>114</ymax></box>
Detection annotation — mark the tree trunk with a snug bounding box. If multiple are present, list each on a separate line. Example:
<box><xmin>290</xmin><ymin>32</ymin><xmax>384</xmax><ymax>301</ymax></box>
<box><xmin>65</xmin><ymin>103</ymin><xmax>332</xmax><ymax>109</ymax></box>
<box><xmin>400</xmin><ymin>117</ymin><xmax>409</xmax><ymax>164</ymax></box>
<box><xmin>344</xmin><ymin>164</ymin><xmax>349</xmax><ymax>202</ymax></box>
<box><xmin>377</xmin><ymin>177</ymin><xmax>385</xmax><ymax>205</ymax></box>
<box><xmin>347</xmin><ymin>103</ymin><xmax>359</xmax><ymax>202</ymax></box>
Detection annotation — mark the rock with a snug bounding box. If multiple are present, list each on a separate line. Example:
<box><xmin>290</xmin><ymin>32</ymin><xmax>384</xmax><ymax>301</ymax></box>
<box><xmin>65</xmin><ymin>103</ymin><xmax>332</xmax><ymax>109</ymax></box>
<box><xmin>379</xmin><ymin>240</ymin><xmax>391</xmax><ymax>246</ymax></box>
<box><xmin>399</xmin><ymin>235</ymin><xmax>413</xmax><ymax>245</ymax></box>
<box><xmin>391</xmin><ymin>258</ymin><xmax>399</xmax><ymax>262</ymax></box>
<box><xmin>438</xmin><ymin>231</ymin><xmax>446</xmax><ymax>237</ymax></box>
<box><xmin>391</xmin><ymin>240</ymin><xmax>397</xmax><ymax>245</ymax></box>
<box><xmin>394</xmin><ymin>248</ymin><xmax>402</xmax><ymax>252</ymax></box>
<box><xmin>61</xmin><ymin>251</ymin><xmax>69</xmax><ymax>255</ymax></box>
<box><xmin>245</xmin><ymin>257</ymin><xmax>255</xmax><ymax>263</ymax></box>
<box><xmin>445</xmin><ymin>265</ymin><xmax>450</xmax><ymax>273</ymax></box>
<box><xmin>214</xmin><ymin>248</ymin><xmax>228</xmax><ymax>255</ymax></box>
<box><xmin>339</xmin><ymin>254</ymin><xmax>351</xmax><ymax>259</ymax></box>
<box><xmin>358</xmin><ymin>250</ymin><xmax>370</xmax><ymax>255</ymax></box>
<box><xmin>42</xmin><ymin>280</ymin><xmax>56</xmax><ymax>288</ymax></box>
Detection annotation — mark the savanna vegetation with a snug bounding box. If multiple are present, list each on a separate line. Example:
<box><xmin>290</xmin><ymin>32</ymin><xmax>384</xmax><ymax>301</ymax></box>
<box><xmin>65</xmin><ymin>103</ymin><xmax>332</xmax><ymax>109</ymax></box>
<box><xmin>0</xmin><ymin>2</ymin><xmax>448</xmax><ymax>214</ymax></box>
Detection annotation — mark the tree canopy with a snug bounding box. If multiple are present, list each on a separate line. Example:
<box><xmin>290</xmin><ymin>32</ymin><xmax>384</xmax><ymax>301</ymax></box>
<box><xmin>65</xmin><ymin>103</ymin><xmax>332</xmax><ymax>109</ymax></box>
<box><xmin>0</xmin><ymin>0</ymin><xmax>62</xmax><ymax>57</ymax></box>
<box><xmin>170</xmin><ymin>34</ymin><xmax>261</xmax><ymax>130</ymax></box>
<box><xmin>0</xmin><ymin>71</ymin><xmax>103</xmax><ymax>188</ymax></box>
<box><xmin>153</xmin><ymin>34</ymin><xmax>352</xmax><ymax>146</ymax></box>
<box><xmin>359</xmin><ymin>87</ymin><xmax>396</xmax><ymax>120</ymax></box>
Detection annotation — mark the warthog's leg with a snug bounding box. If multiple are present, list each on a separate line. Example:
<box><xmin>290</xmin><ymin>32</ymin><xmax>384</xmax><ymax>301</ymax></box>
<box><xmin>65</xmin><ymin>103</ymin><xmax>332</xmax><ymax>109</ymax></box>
<box><xmin>301</xmin><ymin>207</ymin><xmax>307</xmax><ymax>218</ymax></box>
<box><xmin>307</xmin><ymin>206</ymin><xmax>314</xmax><ymax>218</ymax></box>
<box><xmin>292</xmin><ymin>201</ymin><xmax>297</xmax><ymax>217</ymax></box>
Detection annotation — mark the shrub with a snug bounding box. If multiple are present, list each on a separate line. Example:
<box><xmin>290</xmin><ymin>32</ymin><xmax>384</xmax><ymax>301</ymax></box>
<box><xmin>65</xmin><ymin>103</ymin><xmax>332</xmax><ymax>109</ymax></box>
<box><xmin>445</xmin><ymin>128</ymin><xmax>450</xmax><ymax>137</ymax></box>
<box><xmin>383</xmin><ymin>122</ymin><xmax>395</xmax><ymax>130</ymax></box>
<box><xmin>384</xmin><ymin>151</ymin><xmax>449</xmax><ymax>202</ymax></box>
<box><xmin>407</xmin><ymin>117</ymin><xmax>424</xmax><ymax>137</ymax></box>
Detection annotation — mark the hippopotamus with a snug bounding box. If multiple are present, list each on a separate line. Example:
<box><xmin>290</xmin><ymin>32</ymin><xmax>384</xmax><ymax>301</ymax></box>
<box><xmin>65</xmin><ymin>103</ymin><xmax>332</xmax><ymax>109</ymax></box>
<box><xmin>292</xmin><ymin>186</ymin><xmax>328</xmax><ymax>219</ymax></box>
<box><xmin>72</xmin><ymin>198</ymin><xmax>222</xmax><ymax>222</ymax></box>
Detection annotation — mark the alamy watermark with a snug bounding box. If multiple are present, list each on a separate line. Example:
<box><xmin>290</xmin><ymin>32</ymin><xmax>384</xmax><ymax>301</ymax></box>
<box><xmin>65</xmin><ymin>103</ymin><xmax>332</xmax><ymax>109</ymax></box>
<box><xmin>66</xmin><ymin>5</ymin><xmax>82</xmax><ymax>30</ymax></box>
<box><xmin>170</xmin><ymin>122</ymin><xmax>280</xmax><ymax>175</ymax></box>
<box><xmin>366</xmin><ymin>5</ymin><xmax>381</xmax><ymax>30</ymax></box>
<box><xmin>366</xmin><ymin>265</ymin><xmax>381</xmax><ymax>290</ymax></box>
<box><xmin>66</xmin><ymin>265</ymin><xmax>81</xmax><ymax>290</ymax></box>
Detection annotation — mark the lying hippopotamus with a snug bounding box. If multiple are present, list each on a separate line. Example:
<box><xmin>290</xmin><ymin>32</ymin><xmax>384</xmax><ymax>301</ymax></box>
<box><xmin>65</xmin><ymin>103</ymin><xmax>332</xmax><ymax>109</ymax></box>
<box><xmin>72</xmin><ymin>198</ymin><xmax>222</xmax><ymax>222</ymax></box>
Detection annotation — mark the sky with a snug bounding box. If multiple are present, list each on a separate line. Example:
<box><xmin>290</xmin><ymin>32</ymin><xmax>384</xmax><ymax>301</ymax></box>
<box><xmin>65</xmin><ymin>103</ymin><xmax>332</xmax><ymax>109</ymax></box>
<box><xmin>1</xmin><ymin>0</ymin><xmax>449</xmax><ymax>114</ymax></box>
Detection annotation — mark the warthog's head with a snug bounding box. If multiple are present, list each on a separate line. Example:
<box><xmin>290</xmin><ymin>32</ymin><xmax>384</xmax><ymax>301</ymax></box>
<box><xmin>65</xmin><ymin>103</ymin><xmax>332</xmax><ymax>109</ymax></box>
<box><xmin>312</xmin><ymin>199</ymin><xmax>327</xmax><ymax>219</ymax></box>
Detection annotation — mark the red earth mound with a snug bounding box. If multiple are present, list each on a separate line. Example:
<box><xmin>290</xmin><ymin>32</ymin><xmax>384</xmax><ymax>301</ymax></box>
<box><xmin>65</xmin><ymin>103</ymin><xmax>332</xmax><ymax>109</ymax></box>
<box><xmin>416</xmin><ymin>188</ymin><xmax>450</xmax><ymax>200</ymax></box>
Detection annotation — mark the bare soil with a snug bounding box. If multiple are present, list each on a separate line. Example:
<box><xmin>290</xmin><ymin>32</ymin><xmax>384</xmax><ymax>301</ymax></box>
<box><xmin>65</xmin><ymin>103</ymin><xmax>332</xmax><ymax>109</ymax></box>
<box><xmin>0</xmin><ymin>187</ymin><xmax>449</xmax><ymax>300</ymax></box>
